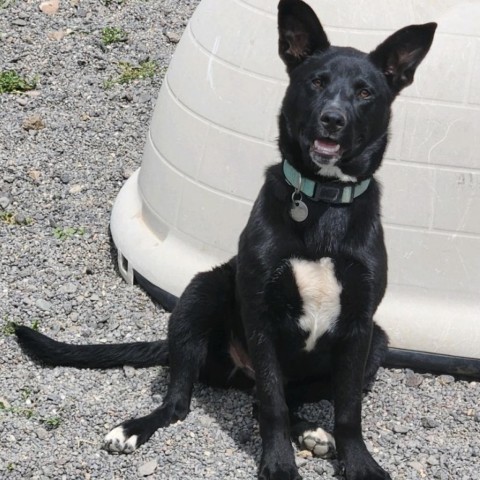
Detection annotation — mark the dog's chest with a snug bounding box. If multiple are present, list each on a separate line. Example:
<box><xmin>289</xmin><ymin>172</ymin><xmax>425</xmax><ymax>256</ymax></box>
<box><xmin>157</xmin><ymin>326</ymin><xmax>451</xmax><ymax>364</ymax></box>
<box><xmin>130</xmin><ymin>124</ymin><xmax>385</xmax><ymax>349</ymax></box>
<box><xmin>290</xmin><ymin>257</ymin><xmax>342</xmax><ymax>351</ymax></box>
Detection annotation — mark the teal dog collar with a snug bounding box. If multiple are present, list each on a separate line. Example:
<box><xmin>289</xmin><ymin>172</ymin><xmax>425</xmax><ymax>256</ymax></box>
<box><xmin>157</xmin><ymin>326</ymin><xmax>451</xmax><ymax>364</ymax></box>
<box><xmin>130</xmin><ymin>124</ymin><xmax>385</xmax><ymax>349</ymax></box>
<box><xmin>283</xmin><ymin>159</ymin><xmax>371</xmax><ymax>204</ymax></box>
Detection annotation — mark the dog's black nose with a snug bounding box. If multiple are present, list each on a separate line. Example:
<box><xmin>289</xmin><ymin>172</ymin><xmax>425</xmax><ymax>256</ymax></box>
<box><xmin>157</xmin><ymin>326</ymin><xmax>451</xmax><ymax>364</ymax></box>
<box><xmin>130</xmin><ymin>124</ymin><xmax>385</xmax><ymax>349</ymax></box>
<box><xmin>320</xmin><ymin>109</ymin><xmax>346</xmax><ymax>133</ymax></box>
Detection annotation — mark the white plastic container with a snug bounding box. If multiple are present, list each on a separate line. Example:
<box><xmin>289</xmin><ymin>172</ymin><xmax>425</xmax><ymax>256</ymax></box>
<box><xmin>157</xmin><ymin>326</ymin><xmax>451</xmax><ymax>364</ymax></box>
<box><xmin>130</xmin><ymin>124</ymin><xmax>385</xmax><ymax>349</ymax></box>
<box><xmin>111</xmin><ymin>0</ymin><xmax>480</xmax><ymax>374</ymax></box>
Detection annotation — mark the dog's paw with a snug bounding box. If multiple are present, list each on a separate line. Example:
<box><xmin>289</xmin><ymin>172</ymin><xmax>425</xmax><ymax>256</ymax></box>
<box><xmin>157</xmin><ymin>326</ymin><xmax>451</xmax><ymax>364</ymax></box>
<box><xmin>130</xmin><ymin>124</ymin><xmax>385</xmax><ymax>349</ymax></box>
<box><xmin>298</xmin><ymin>427</ymin><xmax>336</xmax><ymax>459</ymax></box>
<box><xmin>104</xmin><ymin>426</ymin><xmax>139</xmax><ymax>454</ymax></box>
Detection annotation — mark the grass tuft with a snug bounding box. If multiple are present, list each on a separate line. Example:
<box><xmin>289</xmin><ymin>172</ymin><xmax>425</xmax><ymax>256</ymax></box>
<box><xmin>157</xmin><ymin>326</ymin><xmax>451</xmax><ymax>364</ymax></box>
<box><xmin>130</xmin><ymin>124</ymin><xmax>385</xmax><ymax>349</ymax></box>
<box><xmin>101</xmin><ymin>26</ymin><xmax>128</xmax><ymax>45</ymax></box>
<box><xmin>103</xmin><ymin>60</ymin><xmax>157</xmax><ymax>88</ymax></box>
<box><xmin>0</xmin><ymin>70</ymin><xmax>37</xmax><ymax>94</ymax></box>
<box><xmin>53</xmin><ymin>226</ymin><xmax>85</xmax><ymax>240</ymax></box>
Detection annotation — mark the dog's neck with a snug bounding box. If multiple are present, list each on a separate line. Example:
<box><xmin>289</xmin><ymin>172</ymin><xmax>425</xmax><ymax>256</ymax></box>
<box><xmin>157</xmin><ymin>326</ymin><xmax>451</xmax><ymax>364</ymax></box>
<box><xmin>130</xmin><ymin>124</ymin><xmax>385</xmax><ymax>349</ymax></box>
<box><xmin>282</xmin><ymin>159</ymin><xmax>371</xmax><ymax>204</ymax></box>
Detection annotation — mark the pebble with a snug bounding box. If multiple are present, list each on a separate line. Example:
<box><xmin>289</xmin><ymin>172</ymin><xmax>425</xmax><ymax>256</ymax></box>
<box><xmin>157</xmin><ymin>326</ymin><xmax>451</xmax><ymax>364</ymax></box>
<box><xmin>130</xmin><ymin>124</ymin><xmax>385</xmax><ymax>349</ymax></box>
<box><xmin>36</xmin><ymin>299</ymin><xmax>52</xmax><ymax>311</ymax></box>
<box><xmin>22</xmin><ymin>114</ymin><xmax>45</xmax><ymax>131</ymax></box>
<box><xmin>393</xmin><ymin>424</ymin><xmax>410</xmax><ymax>434</ymax></box>
<box><xmin>36</xmin><ymin>428</ymin><xmax>48</xmax><ymax>440</ymax></box>
<box><xmin>16</xmin><ymin>97</ymin><xmax>29</xmax><ymax>107</ymax></box>
<box><xmin>165</xmin><ymin>31</ymin><xmax>181</xmax><ymax>43</ymax></box>
<box><xmin>138</xmin><ymin>459</ymin><xmax>158</xmax><ymax>476</ymax></box>
<box><xmin>408</xmin><ymin>461</ymin><xmax>425</xmax><ymax>472</ymax></box>
<box><xmin>405</xmin><ymin>372</ymin><xmax>424</xmax><ymax>388</ymax></box>
<box><xmin>438</xmin><ymin>375</ymin><xmax>455</xmax><ymax>385</ymax></box>
<box><xmin>60</xmin><ymin>173</ymin><xmax>71</xmax><ymax>184</ymax></box>
<box><xmin>421</xmin><ymin>417</ymin><xmax>440</xmax><ymax>429</ymax></box>
<box><xmin>12</xmin><ymin>19</ymin><xmax>27</xmax><ymax>27</ymax></box>
<box><xmin>0</xmin><ymin>192</ymin><xmax>12</xmax><ymax>209</ymax></box>
<box><xmin>59</xmin><ymin>283</ymin><xmax>78</xmax><ymax>294</ymax></box>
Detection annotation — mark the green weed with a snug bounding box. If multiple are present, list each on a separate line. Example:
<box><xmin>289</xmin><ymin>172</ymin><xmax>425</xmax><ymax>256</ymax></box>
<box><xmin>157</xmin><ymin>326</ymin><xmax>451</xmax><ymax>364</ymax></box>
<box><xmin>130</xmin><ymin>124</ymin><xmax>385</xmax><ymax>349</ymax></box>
<box><xmin>101</xmin><ymin>26</ymin><xmax>128</xmax><ymax>45</ymax></box>
<box><xmin>1</xmin><ymin>321</ymin><xmax>16</xmax><ymax>336</ymax></box>
<box><xmin>103</xmin><ymin>60</ymin><xmax>157</xmax><ymax>88</ymax></box>
<box><xmin>0</xmin><ymin>211</ymin><xmax>33</xmax><ymax>225</ymax></box>
<box><xmin>53</xmin><ymin>226</ymin><xmax>85</xmax><ymax>240</ymax></box>
<box><xmin>0</xmin><ymin>70</ymin><xmax>36</xmax><ymax>94</ymax></box>
<box><xmin>42</xmin><ymin>416</ymin><xmax>62</xmax><ymax>430</ymax></box>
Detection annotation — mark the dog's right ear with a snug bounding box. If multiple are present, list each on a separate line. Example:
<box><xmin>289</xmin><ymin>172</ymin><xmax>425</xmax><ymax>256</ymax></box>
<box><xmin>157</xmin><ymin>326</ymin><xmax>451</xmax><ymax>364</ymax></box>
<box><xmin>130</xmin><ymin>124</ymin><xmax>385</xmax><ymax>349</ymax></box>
<box><xmin>278</xmin><ymin>0</ymin><xmax>330</xmax><ymax>73</ymax></box>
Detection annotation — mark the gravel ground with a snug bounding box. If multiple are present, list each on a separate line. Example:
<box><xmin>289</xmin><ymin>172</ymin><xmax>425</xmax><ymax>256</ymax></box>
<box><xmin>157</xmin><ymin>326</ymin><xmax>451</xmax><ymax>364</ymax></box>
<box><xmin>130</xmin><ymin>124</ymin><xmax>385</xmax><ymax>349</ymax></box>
<box><xmin>1</xmin><ymin>1</ymin><xmax>479</xmax><ymax>479</ymax></box>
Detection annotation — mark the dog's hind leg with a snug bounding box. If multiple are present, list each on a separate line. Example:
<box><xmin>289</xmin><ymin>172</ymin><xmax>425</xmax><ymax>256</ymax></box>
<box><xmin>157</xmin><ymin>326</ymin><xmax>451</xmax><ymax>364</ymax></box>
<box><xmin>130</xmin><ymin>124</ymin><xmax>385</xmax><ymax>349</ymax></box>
<box><xmin>104</xmin><ymin>260</ymin><xmax>236</xmax><ymax>453</ymax></box>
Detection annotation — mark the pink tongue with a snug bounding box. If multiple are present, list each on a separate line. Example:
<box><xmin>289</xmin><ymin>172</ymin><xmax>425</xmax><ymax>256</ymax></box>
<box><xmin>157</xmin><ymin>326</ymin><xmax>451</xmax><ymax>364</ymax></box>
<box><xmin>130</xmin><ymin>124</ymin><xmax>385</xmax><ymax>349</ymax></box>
<box><xmin>314</xmin><ymin>139</ymin><xmax>340</xmax><ymax>155</ymax></box>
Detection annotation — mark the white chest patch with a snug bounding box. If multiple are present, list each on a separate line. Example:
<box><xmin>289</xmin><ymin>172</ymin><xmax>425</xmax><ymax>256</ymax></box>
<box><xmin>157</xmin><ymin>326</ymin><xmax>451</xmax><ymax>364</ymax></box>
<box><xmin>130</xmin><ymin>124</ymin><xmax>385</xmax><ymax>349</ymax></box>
<box><xmin>316</xmin><ymin>164</ymin><xmax>357</xmax><ymax>183</ymax></box>
<box><xmin>290</xmin><ymin>257</ymin><xmax>342</xmax><ymax>352</ymax></box>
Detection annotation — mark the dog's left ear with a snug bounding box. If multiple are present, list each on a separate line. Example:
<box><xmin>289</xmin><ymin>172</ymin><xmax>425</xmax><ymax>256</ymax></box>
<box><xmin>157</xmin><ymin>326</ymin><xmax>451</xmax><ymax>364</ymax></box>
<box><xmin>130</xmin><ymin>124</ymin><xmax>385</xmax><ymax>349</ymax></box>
<box><xmin>278</xmin><ymin>0</ymin><xmax>330</xmax><ymax>74</ymax></box>
<box><xmin>369</xmin><ymin>22</ymin><xmax>437</xmax><ymax>94</ymax></box>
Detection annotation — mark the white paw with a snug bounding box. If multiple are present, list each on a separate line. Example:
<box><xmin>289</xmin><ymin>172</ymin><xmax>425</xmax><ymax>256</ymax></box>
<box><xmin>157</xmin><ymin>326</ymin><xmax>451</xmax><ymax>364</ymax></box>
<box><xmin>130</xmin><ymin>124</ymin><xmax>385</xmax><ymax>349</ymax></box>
<box><xmin>104</xmin><ymin>426</ymin><xmax>138</xmax><ymax>453</ymax></box>
<box><xmin>298</xmin><ymin>427</ymin><xmax>336</xmax><ymax>458</ymax></box>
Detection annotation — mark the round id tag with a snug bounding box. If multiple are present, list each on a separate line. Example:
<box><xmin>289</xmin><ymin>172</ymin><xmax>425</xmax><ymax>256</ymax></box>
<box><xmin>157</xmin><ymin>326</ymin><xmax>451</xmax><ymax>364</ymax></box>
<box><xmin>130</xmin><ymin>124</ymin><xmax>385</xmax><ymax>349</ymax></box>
<box><xmin>290</xmin><ymin>191</ymin><xmax>308</xmax><ymax>222</ymax></box>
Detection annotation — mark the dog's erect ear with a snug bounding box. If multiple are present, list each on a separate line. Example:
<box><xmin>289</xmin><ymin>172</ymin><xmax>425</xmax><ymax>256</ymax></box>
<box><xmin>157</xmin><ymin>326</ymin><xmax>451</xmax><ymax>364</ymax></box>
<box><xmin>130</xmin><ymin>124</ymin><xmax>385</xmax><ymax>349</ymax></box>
<box><xmin>369</xmin><ymin>23</ymin><xmax>437</xmax><ymax>94</ymax></box>
<box><xmin>278</xmin><ymin>0</ymin><xmax>330</xmax><ymax>73</ymax></box>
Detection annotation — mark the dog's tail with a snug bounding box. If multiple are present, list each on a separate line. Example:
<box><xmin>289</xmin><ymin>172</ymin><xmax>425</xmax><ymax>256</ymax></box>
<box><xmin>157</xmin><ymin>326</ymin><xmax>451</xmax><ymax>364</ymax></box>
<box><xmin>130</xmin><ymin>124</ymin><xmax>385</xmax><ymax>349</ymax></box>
<box><xmin>14</xmin><ymin>325</ymin><xmax>168</xmax><ymax>369</ymax></box>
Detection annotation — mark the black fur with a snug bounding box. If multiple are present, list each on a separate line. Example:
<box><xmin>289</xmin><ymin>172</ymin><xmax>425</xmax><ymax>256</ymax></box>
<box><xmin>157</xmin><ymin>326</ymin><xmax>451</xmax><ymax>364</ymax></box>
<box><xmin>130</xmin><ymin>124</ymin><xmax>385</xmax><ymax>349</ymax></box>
<box><xmin>15</xmin><ymin>2</ymin><xmax>436</xmax><ymax>479</ymax></box>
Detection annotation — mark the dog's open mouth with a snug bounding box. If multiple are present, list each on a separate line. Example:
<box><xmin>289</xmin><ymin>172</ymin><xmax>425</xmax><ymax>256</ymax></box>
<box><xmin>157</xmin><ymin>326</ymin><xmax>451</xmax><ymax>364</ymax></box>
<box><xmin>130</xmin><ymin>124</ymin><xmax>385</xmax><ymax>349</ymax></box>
<box><xmin>310</xmin><ymin>139</ymin><xmax>342</xmax><ymax>165</ymax></box>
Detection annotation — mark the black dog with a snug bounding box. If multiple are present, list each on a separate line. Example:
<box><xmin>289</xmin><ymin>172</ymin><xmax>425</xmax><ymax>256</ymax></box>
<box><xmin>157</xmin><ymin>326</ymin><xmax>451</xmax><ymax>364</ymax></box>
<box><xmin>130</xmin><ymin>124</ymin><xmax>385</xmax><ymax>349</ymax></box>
<box><xmin>15</xmin><ymin>1</ymin><xmax>436</xmax><ymax>478</ymax></box>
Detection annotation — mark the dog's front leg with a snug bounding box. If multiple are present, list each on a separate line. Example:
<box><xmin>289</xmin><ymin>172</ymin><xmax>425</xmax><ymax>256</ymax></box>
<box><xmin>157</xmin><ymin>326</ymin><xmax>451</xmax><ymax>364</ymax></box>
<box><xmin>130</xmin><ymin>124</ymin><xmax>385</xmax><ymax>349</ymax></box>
<box><xmin>247</xmin><ymin>324</ymin><xmax>301</xmax><ymax>480</ymax></box>
<box><xmin>332</xmin><ymin>320</ymin><xmax>391</xmax><ymax>480</ymax></box>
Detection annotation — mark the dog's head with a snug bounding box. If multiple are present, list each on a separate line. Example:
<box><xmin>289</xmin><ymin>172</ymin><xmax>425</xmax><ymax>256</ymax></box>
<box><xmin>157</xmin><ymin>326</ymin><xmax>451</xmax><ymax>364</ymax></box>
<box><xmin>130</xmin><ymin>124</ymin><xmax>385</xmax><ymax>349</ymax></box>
<box><xmin>278</xmin><ymin>0</ymin><xmax>436</xmax><ymax>181</ymax></box>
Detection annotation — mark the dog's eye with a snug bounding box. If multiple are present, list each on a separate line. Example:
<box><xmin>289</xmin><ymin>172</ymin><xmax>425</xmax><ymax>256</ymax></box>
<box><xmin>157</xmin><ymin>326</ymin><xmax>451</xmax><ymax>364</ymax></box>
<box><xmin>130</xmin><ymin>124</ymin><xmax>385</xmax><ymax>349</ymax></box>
<box><xmin>358</xmin><ymin>88</ymin><xmax>372</xmax><ymax>99</ymax></box>
<box><xmin>312</xmin><ymin>78</ymin><xmax>326</xmax><ymax>89</ymax></box>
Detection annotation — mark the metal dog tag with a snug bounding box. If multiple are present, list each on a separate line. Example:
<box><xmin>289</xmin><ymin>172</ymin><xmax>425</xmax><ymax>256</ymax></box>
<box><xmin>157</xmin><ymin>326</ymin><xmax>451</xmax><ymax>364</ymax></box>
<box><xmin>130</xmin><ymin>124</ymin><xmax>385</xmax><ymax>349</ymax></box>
<box><xmin>290</xmin><ymin>191</ymin><xmax>308</xmax><ymax>222</ymax></box>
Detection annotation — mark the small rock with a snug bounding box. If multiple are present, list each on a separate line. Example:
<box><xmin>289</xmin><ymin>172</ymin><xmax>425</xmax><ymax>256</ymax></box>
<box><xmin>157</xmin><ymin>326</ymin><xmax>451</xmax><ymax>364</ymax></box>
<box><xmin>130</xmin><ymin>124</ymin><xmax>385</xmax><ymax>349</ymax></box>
<box><xmin>48</xmin><ymin>30</ymin><xmax>69</xmax><ymax>41</ymax></box>
<box><xmin>165</xmin><ymin>31</ymin><xmax>181</xmax><ymax>43</ymax></box>
<box><xmin>393</xmin><ymin>424</ymin><xmax>410</xmax><ymax>434</ymax></box>
<box><xmin>22</xmin><ymin>114</ymin><xmax>45</xmax><ymax>131</ymax></box>
<box><xmin>123</xmin><ymin>366</ymin><xmax>135</xmax><ymax>378</ymax></box>
<box><xmin>122</xmin><ymin>169</ymin><xmax>134</xmax><ymax>179</ymax></box>
<box><xmin>16</xmin><ymin>97</ymin><xmax>28</xmax><ymax>107</ymax></box>
<box><xmin>295</xmin><ymin>457</ymin><xmax>308</xmax><ymax>467</ymax></box>
<box><xmin>438</xmin><ymin>375</ymin><xmax>455</xmax><ymax>385</ymax></box>
<box><xmin>198</xmin><ymin>415</ymin><xmax>214</xmax><ymax>427</ymax></box>
<box><xmin>15</xmin><ymin>212</ymin><xmax>27</xmax><ymax>224</ymax></box>
<box><xmin>136</xmin><ymin>93</ymin><xmax>152</xmax><ymax>103</ymax></box>
<box><xmin>427</xmin><ymin>456</ymin><xmax>439</xmax><ymax>466</ymax></box>
<box><xmin>25</xmin><ymin>90</ymin><xmax>41</xmax><ymax>98</ymax></box>
<box><xmin>297</xmin><ymin>450</ymin><xmax>313</xmax><ymax>459</ymax></box>
<box><xmin>405</xmin><ymin>373</ymin><xmax>424</xmax><ymax>388</ymax></box>
<box><xmin>59</xmin><ymin>283</ymin><xmax>78</xmax><ymax>294</ymax></box>
<box><xmin>69</xmin><ymin>185</ymin><xmax>83</xmax><ymax>194</ymax></box>
<box><xmin>138</xmin><ymin>459</ymin><xmax>157</xmax><ymax>476</ymax></box>
<box><xmin>0</xmin><ymin>397</ymin><xmax>12</xmax><ymax>409</ymax></box>
<box><xmin>12</xmin><ymin>19</ymin><xmax>27</xmax><ymax>27</ymax></box>
<box><xmin>28</xmin><ymin>170</ymin><xmax>42</xmax><ymax>183</ymax></box>
<box><xmin>36</xmin><ymin>299</ymin><xmax>52</xmax><ymax>311</ymax></box>
<box><xmin>76</xmin><ymin>6</ymin><xmax>87</xmax><ymax>18</ymax></box>
<box><xmin>421</xmin><ymin>417</ymin><xmax>439</xmax><ymax>429</ymax></box>
<box><xmin>39</xmin><ymin>0</ymin><xmax>59</xmax><ymax>15</ymax></box>
<box><xmin>36</xmin><ymin>427</ymin><xmax>48</xmax><ymax>440</ymax></box>
<box><xmin>0</xmin><ymin>192</ymin><xmax>12</xmax><ymax>209</ymax></box>
<box><xmin>408</xmin><ymin>461</ymin><xmax>425</xmax><ymax>472</ymax></box>
<box><xmin>60</xmin><ymin>173</ymin><xmax>71</xmax><ymax>184</ymax></box>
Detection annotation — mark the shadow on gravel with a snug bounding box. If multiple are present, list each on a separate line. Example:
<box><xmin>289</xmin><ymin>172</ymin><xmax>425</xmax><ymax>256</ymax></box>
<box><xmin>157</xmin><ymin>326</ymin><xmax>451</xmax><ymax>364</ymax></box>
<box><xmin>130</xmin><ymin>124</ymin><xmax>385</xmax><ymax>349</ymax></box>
<box><xmin>149</xmin><ymin>374</ymin><xmax>342</xmax><ymax>476</ymax></box>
